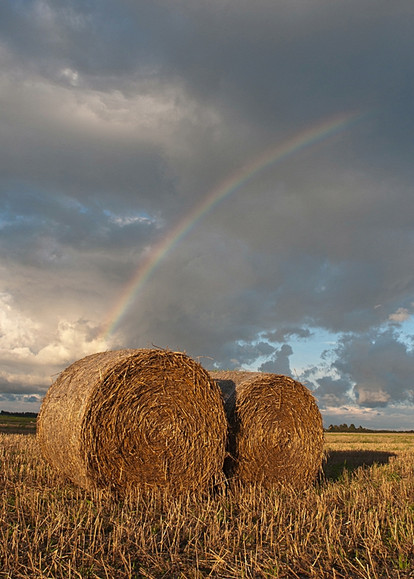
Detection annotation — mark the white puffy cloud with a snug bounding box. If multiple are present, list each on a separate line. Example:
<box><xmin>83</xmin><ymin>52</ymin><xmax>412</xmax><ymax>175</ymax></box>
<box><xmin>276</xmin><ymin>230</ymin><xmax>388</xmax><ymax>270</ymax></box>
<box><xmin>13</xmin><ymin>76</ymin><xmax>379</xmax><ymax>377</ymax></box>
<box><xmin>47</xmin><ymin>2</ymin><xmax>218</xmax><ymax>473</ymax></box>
<box><xmin>0</xmin><ymin>292</ymin><xmax>39</xmax><ymax>350</ymax></box>
<box><xmin>0</xmin><ymin>293</ymin><xmax>109</xmax><ymax>392</ymax></box>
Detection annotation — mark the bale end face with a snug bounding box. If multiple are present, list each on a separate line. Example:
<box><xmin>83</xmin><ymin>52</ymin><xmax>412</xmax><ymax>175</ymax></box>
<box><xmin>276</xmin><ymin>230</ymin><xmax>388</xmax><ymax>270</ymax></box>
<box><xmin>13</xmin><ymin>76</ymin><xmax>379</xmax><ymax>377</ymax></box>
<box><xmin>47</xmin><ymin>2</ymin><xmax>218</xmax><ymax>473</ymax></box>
<box><xmin>38</xmin><ymin>349</ymin><xmax>228</xmax><ymax>493</ymax></box>
<box><xmin>212</xmin><ymin>371</ymin><xmax>324</xmax><ymax>489</ymax></box>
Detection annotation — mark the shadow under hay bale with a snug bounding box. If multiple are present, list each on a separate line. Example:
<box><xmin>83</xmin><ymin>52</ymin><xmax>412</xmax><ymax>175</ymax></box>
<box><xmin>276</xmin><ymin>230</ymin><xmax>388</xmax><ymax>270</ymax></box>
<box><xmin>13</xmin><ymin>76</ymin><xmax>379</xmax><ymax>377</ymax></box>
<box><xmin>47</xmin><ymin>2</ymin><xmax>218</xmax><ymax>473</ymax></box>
<box><xmin>211</xmin><ymin>371</ymin><xmax>324</xmax><ymax>489</ymax></box>
<box><xmin>37</xmin><ymin>349</ymin><xmax>227</xmax><ymax>493</ymax></box>
<box><xmin>323</xmin><ymin>450</ymin><xmax>397</xmax><ymax>481</ymax></box>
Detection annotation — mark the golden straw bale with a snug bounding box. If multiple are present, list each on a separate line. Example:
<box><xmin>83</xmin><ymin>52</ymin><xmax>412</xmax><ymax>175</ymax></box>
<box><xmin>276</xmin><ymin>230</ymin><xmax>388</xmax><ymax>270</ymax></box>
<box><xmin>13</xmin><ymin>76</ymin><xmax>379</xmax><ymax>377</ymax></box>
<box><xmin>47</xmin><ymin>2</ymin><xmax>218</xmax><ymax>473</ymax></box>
<box><xmin>37</xmin><ymin>349</ymin><xmax>227</xmax><ymax>492</ymax></box>
<box><xmin>211</xmin><ymin>371</ymin><xmax>324</xmax><ymax>488</ymax></box>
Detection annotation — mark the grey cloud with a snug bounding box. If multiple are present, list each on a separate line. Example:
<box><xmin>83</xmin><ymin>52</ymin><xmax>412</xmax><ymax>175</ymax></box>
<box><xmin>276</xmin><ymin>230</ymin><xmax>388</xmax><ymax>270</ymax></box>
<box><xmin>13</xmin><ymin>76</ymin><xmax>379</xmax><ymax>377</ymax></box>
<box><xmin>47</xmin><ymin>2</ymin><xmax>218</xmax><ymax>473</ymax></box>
<box><xmin>0</xmin><ymin>187</ymin><xmax>160</xmax><ymax>267</ymax></box>
<box><xmin>208</xmin><ymin>341</ymin><xmax>276</xmax><ymax>371</ymax></box>
<box><xmin>0</xmin><ymin>377</ymin><xmax>46</xmax><ymax>396</ymax></box>
<box><xmin>259</xmin><ymin>344</ymin><xmax>293</xmax><ymax>376</ymax></box>
<box><xmin>3</xmin><ymin>1</ymin><xmax>414</xmax><ymax>133</ymax></box>
<box><xmin>0</xmin><ymin>393</ymin><xmax>43</xmax><ymax>408</ymax></box>
<box><xmin>313</xmin><ymin>376</ymin><xmax>353</xmax><ymax>409</ymax></box>
<box><xmin>109</xmin><ymin>207</ymin><xmax>414</xmax><ymax>379</ymax></box>
<box><xmin>1</xmin><ymin>1</ymin><xmax>414</xmax><ymax>423</ymax></box>
<box><xmin>316</xmin><ymin>329</ymin><xmax>414</xmax><ymax>408</ymax></box>
<box><xmin>0</xmin><ymin>112</ymin><xmax>173</xmax><ymax>213</ymax></box>
<box><xmin>149</xmin><ymin>1</ymin><xmax>414</xmax><ymax>150</ymax></box>
<box><xmin>0</xmin><ymin>2</ymin><xmax>150</xmax><ymax>78</ymax></box>
<box><xmin>265</xmin><ymin>327</ymin><xmax>313</xmax><ymax>344</ymax></box>
<box><xmin>3</xmin><ymin>0</ymin><xmax>414</xmax><ymax>221</ymax></box>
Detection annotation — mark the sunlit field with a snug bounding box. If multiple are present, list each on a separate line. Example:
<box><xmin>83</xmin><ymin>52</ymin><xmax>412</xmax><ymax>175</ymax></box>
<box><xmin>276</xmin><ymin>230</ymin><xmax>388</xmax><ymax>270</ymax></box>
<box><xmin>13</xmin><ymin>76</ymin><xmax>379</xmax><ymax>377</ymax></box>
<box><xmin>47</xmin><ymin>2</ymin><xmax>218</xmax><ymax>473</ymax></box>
<box><xmin>1</xmin><ymin>432</ymin><xmax>413</xmax><ymax>578</ymax></box>
<box><xmin>325</xmin><ymin>432</ymin><xmax>414</xmax><ymax>453</ymax></box>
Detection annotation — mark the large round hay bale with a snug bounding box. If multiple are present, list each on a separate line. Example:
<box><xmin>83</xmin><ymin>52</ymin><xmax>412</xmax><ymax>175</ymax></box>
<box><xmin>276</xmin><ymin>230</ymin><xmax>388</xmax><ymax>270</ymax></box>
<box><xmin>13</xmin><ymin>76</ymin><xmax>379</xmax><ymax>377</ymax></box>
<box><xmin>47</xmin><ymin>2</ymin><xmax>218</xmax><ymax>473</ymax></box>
<box><xmin>37</xmin><ymin>349</ymin><xmax>227</xmax><ymax>492</ymax></box>
<box><xmin>211</xmin><ymin>371</ymin><xmax>324</xmax><ymax>488</ymax></box>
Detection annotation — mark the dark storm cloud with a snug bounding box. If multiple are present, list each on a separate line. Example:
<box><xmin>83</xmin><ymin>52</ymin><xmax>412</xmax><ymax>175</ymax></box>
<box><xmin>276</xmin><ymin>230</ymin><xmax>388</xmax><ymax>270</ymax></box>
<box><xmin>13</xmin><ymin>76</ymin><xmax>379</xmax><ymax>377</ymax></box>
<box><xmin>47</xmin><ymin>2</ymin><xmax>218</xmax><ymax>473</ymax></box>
<box><xmin>0</xmin><ymin>1</ymin><xmax>151</xmax><ymax>77</ymax></box>
<box><xmin>0</xmin><ymin>186</ymin><xmax>160</xmax><ymax>266</ymax></box>
<box><xmin>3</xmin><ymin>1</ymin><xmax>414</xmax><ymax>134</ymax></box>
<box><xmin>1</xmin><ymin>0</ymin><xmax>414</xmax><ymax>426</ymax></box>
<box><xmin>131</xmin><ymin>0</ymin><xmax>414</xmax><ymax>155</ymax></box>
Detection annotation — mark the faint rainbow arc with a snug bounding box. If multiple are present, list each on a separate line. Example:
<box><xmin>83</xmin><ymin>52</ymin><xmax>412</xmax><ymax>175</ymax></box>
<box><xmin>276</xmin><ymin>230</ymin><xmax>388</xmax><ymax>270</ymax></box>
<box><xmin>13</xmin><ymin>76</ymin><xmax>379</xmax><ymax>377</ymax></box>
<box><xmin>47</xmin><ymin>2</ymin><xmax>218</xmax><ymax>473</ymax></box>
<box><xmin>100</xmin><ymin>110</ymin><xmax>363</xmax><ymax>339</ymax></box>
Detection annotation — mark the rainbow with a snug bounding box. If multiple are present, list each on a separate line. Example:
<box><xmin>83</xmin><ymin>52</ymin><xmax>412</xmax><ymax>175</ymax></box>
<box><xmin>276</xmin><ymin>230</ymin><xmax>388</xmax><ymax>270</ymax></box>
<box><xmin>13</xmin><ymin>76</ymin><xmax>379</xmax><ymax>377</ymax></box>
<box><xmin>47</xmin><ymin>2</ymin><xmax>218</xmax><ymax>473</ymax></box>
<box><xmin>100</xmin><ymin>110</ymin><xmax>363</xmax><ymax>339</ymax></box>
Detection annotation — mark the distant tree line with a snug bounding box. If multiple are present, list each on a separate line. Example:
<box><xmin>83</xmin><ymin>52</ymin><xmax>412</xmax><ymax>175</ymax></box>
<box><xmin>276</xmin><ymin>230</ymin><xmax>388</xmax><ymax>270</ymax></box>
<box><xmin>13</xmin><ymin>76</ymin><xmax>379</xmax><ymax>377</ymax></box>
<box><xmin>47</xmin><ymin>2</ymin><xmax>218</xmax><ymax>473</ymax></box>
<box><xmin>326</xmin><ymin>423</ymin><xmax>414</xmax><ymax>433</ymax></box>
<box><xmin>0</xmin><ymin>410</ymin><xmax>38</xmax><ymax>418</ymax></box>
<box><xmin>327</xmin><ymin>423</ymin><xmax>372</xmax><ymax>432</ymax></box>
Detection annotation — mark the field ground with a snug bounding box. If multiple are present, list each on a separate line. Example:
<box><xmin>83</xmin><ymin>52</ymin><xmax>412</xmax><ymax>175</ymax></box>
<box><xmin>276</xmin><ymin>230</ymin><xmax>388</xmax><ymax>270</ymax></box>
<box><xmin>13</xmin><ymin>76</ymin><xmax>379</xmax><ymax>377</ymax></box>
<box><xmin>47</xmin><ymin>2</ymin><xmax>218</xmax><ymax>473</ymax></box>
<box><xmin>323</xmin><ymin>432</ymin><xmax>414</xmax><ymax>481</ymax></box>
<box><xmin>0</xmin><ymin>432</ymin><xmax>413</xmax><ymax>578</ymax></box>
<box><xmin>325</xmin><ymin>432</ymin><xmax>414</xmax><ymax>453</ymax></box>
<box><xmin>0</xmin><ymin>414</ymin><xmax>37</xmax><ymax>435</ymax></box>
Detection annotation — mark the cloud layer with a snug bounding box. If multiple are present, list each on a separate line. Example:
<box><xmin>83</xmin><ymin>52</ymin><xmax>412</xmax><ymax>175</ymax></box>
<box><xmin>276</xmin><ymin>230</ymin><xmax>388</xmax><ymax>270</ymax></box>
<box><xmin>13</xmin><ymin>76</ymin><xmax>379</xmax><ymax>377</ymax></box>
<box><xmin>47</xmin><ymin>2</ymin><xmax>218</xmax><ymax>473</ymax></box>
<box><xmin>1</xmin><ymin>0</ymin><xmax>414</xmax><ymax>427</ymax></box>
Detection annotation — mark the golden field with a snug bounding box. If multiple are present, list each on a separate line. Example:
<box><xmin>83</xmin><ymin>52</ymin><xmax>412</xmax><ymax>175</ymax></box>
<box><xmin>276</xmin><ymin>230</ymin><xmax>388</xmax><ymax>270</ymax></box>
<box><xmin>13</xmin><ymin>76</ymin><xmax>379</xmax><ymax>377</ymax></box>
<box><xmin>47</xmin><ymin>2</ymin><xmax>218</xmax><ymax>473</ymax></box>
<box><xmin>0</xmin><ymin>432</ymin><xmax>413</xmax><ymax>578</ymax></box>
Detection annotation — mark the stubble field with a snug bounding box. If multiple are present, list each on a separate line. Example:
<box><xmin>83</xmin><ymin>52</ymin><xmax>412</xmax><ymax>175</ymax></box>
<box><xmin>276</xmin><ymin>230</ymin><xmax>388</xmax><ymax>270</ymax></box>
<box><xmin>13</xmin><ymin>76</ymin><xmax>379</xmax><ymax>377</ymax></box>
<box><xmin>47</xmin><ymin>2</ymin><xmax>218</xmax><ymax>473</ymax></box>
<box><xmin>0</xmin><ymin>431</ymin><xmax>413</xmax><ymax>578</ymax></box>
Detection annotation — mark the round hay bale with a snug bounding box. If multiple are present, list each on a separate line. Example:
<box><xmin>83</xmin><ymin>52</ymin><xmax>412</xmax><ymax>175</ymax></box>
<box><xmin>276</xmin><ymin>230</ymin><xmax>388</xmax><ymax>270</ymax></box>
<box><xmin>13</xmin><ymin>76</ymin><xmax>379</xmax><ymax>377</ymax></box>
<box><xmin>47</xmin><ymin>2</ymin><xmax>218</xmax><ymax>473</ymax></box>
<box><xmin>37</xmin><ymin>349</ymin><xmax>227</xmax><ymax>492</ymax></box>
<box><xmin>211</xmin><ymin>371</ymin><xmax>324</xmax><ymax>488</ymax></box>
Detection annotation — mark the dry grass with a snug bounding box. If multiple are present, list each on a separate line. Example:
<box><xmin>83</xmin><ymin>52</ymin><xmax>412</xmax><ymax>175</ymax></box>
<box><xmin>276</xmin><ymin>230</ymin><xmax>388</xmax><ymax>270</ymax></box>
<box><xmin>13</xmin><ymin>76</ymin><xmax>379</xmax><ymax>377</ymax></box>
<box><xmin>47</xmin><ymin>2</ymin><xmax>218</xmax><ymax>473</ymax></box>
<box><xmin>212</xmin><ymin>371</ymin><xmax>324</xmax><ymax>489</ymax></box>
<box><xmin>37</xmin><ymin>349</ymin><xmax>227</xmax><ymax>493</ymax></box>
<box><xmin>325</xmin><ymin>432</ymin><xmax>414</xmax><ymax>453</ymax></box>
<box><xmin>1</xmin><ymin>432</ymin><xmax>414</xmax><ymax>578</ymax></box>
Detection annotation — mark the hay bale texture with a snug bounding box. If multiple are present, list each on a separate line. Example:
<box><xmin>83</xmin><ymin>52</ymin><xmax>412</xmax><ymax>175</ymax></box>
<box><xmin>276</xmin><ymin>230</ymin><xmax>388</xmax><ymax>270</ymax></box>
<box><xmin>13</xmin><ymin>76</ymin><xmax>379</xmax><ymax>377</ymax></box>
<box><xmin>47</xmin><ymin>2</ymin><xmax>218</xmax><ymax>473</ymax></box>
<box><xmin>211</xmin><ymin>371</ymin><xmax>324</xmax><ymax>488</ymax></box>
<box><xmin>37</xmin><ymin>349</ymin><xmax>227</xmax><ymax>492</ymax></box>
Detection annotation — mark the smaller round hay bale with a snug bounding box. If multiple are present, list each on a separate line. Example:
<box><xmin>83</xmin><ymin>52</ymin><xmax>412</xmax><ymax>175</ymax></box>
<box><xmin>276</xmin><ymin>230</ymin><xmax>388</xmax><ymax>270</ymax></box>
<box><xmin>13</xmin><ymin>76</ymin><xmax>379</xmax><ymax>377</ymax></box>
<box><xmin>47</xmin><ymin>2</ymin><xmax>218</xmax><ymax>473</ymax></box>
<box><xmin>211</xmin><ymin>371</ymin><xmax>324</xmax><ymax>488</ymax></box>
<box><xmin>37</xmin><ymin>349</ymin><xmax>227</xmax><ymax>492</ymax></box>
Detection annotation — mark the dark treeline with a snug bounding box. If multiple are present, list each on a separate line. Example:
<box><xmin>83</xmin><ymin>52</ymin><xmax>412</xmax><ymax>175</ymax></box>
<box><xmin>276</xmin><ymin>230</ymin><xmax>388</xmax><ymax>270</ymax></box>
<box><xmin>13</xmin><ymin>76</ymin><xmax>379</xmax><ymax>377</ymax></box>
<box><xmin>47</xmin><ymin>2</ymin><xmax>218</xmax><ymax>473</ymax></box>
<box><xmin>326</xmin><ymin>423</ymin><xmax>414</xmax><ymax>433</ymax></box>
<box><xmin>0</xmin><ymin>411</ymin><xmax>38</xmax><ymax>418</ymax></box>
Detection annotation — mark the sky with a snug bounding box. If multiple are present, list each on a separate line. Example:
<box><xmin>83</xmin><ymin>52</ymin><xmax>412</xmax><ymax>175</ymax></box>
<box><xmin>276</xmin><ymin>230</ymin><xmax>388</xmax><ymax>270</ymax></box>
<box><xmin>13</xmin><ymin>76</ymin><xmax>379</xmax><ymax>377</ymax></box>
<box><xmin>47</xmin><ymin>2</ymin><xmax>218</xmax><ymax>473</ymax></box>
<box><xmin>1</xmin><ymin>0</ymin><xmax>414</xmax><ymax>429</ymax></box>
